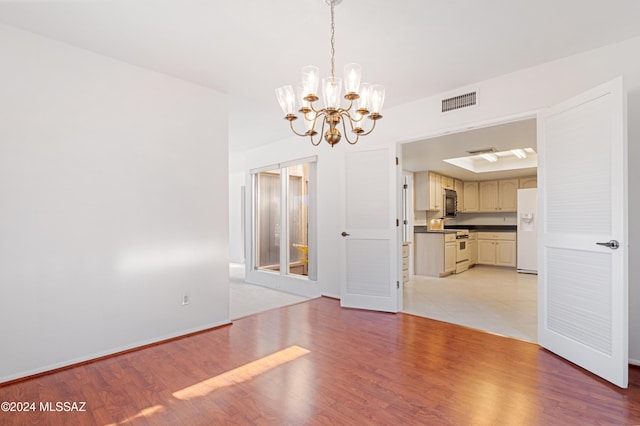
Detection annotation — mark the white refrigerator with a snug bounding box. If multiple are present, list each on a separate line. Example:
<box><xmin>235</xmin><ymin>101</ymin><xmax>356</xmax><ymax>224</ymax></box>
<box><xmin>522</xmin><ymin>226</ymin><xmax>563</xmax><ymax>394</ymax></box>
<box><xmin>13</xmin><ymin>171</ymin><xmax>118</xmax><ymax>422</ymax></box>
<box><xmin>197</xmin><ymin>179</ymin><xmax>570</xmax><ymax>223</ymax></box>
<box><xmin>517</xmin><ymin>188</ymin><xmax>538</xmax><ymax>274</ymax></box>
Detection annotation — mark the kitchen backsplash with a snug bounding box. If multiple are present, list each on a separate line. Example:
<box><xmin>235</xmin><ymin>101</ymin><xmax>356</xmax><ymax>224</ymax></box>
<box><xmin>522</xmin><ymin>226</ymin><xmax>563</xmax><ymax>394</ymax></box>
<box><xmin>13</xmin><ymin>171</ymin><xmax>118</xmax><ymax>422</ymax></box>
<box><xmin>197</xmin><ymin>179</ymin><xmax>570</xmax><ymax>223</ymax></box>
<box><xmin>414</xmin><ymin>210</ymin><xmax>517</xmax><ymax>227</ymax></box>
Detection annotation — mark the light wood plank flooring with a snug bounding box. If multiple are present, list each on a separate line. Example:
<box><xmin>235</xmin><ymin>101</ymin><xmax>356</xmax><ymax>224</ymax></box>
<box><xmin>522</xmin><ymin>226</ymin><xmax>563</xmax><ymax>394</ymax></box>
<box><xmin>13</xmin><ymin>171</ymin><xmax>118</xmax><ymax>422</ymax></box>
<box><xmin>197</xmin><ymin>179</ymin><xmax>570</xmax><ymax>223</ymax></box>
<box><xmin>1</xmin><ymin>297</ymin><xmax>639</xmax><ymax>425</ymax></box>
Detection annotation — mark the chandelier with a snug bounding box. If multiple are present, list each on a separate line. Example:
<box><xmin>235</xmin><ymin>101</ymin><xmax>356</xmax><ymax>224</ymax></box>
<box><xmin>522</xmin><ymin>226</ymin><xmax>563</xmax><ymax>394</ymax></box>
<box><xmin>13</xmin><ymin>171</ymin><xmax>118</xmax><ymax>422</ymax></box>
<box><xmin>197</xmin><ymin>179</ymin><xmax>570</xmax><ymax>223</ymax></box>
<box><xmin>275</xmin><ymin>0</ymin><xmax>385</xmax><ymax>147</ymax></box>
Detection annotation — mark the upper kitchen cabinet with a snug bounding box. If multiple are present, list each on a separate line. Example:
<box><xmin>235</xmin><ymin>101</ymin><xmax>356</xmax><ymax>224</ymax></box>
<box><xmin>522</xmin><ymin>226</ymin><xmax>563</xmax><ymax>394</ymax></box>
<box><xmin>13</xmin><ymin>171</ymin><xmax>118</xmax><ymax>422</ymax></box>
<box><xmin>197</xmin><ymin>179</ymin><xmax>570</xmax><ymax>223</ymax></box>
<box><xmin>441</xmin><ymin>175</ymin><xmax>454</xmax><ymax>190</ymax></box>
<box><xmin>479</xmin><ymin>181</ymin><xmax>498</xmax><ymax>211</ymax></box>
<box><xmin>479</xmin><ymin>178</ymin><xmax>519</xmax><ymax>212</ymax></box>
<box><xmin>415</xmin><ymin>172</ymin><xmax>523</xmax><ymax>213</ymax></box>
<box><xmin>498</xmin><ymin>179</ymin><xmax>519</xmax><ymax>211</ymax></box>
<box><xmin>428</xmin><ymin>172</ymin><xmax>443</xmax><ymax>213</ymax></box>
<box><xmin>414</xmin><ymin>171</ymin><xmax>442</xmax><ymax>213</ymax></box>
<box><xmin>454</xmin><ymin>179</ymin><xmax>464</xmax><ymax>211</ymax></box>
<box><xmin>519</xmin><ymin>175</ymin><xmax>537</xmax><ymax>188</ymax></box>
<box><xmin>461</xmin><ymin>181</ymin><xmax>479</xmax><ymax>212</ymax></box>
<box><xmin>414</xmin><ymin>171</ymin><xmax>429</xmax><ymax>210</ymax></box>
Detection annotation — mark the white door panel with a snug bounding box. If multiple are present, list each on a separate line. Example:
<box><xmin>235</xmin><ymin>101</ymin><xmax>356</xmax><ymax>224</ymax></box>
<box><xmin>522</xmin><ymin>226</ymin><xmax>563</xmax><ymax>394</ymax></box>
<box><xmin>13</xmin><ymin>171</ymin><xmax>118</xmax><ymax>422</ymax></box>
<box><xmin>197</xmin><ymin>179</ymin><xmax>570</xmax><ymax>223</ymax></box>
<box><xmin>538</xmin><ymin>77</ymin><xmax>627</xmax><ymax>388</ymax></box>
<box><xmin>341</xmin><ymin>148</ymin><xmax>398</xmax><ymax>312</ymax></box>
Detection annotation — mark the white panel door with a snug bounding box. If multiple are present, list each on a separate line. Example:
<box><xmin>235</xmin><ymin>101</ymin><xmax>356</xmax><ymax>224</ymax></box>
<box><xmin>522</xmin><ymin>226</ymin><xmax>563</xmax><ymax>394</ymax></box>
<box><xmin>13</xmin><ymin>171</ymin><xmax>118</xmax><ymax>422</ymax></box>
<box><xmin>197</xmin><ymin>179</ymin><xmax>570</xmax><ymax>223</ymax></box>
<box><xmin>341</xmin><ymin>147</ymin><xmax>398</xmax><ymax>312</ymax></box>
<box><xmin>538</xmin><ymin>78</ymin><xmax>627</xmax><ymax>388</ymax></box>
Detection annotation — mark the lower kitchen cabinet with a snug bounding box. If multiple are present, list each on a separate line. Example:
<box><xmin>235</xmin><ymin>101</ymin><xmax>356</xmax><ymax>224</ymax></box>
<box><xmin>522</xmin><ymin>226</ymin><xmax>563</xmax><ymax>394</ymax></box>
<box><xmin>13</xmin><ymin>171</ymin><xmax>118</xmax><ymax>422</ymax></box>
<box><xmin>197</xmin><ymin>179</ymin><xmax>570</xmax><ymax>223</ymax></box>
<box><xmin>477</xmin><ymin>232</ymin><xmax>516</xmax><ymax>267</ymax></box>
<box><xmin>402</xmin><ymin>242</ymin><xmax>410</xmax><ymax>284</ymax></box>
<box><xmin>414</xmin><ymin>232</ymin><xmax>456</xmax><ymax>277</ymax></box>
<box><xmin>468</xmin><ymin>231</ymin><xmax>477</xmax><ymax>266</ymax></box>
<box><xmin>444</xmin><ymin>240</ymin><xmax>456</xmax><ymax>273</ymax></box>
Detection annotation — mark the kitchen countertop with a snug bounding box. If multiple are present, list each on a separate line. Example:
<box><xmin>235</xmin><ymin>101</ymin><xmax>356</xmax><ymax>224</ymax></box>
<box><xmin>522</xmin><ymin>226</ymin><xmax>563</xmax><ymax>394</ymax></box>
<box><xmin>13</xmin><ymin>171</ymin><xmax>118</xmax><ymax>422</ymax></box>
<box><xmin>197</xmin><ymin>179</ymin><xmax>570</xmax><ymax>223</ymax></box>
<box><xmin>445</xmin><ymin>225</ymin><xmax>517</xmax><ymax>232</ymax></box>
<box><xmin>414</xmin><ymin>225</ymin><xmax>517</xmax><ymax>233</ymax></box>
<box><xmin>413</xmin><ymin>226</ymin><xmax>457</xmax><ymax>234</ymax></box>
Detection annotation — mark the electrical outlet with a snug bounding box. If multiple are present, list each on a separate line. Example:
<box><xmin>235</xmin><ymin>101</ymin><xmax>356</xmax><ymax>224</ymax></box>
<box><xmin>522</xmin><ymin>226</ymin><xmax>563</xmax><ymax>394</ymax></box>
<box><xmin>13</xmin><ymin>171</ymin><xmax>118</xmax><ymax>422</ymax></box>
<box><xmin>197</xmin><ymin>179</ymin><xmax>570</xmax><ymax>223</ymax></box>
<box><xmin>181</xmin><ymin>292</ymin><xmax>190</xmax><ymax>306</ymax></box>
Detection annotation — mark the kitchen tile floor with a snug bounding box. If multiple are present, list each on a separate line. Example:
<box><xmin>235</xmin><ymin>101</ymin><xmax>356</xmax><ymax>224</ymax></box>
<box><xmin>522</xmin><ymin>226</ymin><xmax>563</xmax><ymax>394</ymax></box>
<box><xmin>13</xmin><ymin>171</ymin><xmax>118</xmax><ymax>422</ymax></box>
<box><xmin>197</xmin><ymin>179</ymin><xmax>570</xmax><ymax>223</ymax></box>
<box><xmin>230</xmin><ymin>262</ymin><xmax>537</xmax><ymax>342</ymax></box>
<box><xmin>403</xmin><ymin>265</ymin><xmax>538</xmax><ymax>342</ymax></box>
<box><xmin>229</xmin><ymin>263</ymin><xmax>311</xmax><ymax>319</ymax></box>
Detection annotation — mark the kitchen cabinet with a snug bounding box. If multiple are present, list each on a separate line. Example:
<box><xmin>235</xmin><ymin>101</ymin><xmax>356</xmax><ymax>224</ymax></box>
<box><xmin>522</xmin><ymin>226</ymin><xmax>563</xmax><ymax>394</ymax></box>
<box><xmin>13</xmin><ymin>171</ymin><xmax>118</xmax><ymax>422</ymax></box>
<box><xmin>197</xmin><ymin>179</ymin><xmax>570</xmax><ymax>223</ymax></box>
<box><xmin>498</xmin><ymin>179</ymin><xmax>518</xmax><ymax>211</ymax></box>
<box><xmin>417</xmin><ymin>173</ymin><xmax>521</xmax><ymax>214</ymax></box>
<box><xmin>477</xmin><ymin>232</ymin><xmax>516</xmax><ymax>267</ymax></box>
<box><xmin>428</xmin><ymin>172</ymin><xmax>442</xmax><ymax>213</ymax></box>
<box><xmin>444</xmin><ymin>238</ymin><xmax>456</xmax><ymax>273</ymax></box>
<box><xmin>479</xmin><ymin>179</ymin><xmax>518</xmax><ymax>212</ymax></box>
<box><xmin>479</xmin><ymin>181</ymin><xmax>498</xmax><ymax>211</ymax></box>
<box><xmin>462</xmin><ymin>181</ymin><xmax>479</xmax><ymax>212</ymax></box>
<box><xmin>454</xmin><ymin>179</ymin><xmax>464</xmax><ymax>211</ymax></box>
<box><xmin>519</xmin><ymin>176</ymin><xmax>537</xmax><ymax>188</ymax></box>
<box><xmin>441</xmin><ymin>175</ymin><xmax>454</xmax><ymax>190</ymax></box>
<box><xmin>402</xmin><ymin>243</ymin><xmax>410</xmax><ymax>284</ymax></box>
<box><xmin>414</xmin><ymin>171</ymin><xmax>429</xmax><ymax>210</ymax></box>
<box><xmin>414</xmin><ymin>171</ymin><xmax>442</xmax><ymax>213</ymax></box>
<box><xmin>468</xmin><ymin>231</ymin><xmax>477</xmax><ymax>266</ymax></box>
<box><xmin>414</xmin><ymin>232</ymin><xmax>456</xmax><ymax>277</ymax></box>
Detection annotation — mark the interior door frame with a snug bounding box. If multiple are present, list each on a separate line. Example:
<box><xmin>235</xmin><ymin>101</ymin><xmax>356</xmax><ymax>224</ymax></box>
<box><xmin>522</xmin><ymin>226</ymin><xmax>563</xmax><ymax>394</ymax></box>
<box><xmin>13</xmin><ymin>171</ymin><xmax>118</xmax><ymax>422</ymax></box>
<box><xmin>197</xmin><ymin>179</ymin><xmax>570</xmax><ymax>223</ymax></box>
<box><xmin>397</xmin><ymin>84</ymin><xmax>629</xmax><ymax>386</ymax></box>
<box><xmin>396</xmin><ymin>110</ymin><xmax>540</xmax><ymax>321</ymax></box>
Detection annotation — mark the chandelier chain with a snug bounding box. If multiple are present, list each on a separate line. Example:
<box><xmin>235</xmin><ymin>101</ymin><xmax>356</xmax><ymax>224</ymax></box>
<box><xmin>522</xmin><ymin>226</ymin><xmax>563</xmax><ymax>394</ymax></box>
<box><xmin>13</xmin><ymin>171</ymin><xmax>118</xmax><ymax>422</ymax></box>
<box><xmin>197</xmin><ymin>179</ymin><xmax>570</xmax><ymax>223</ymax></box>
<box><xmin>330</xmin><ymin>0</ymin><xmax>335</xmax><ymax>80</ymax></box>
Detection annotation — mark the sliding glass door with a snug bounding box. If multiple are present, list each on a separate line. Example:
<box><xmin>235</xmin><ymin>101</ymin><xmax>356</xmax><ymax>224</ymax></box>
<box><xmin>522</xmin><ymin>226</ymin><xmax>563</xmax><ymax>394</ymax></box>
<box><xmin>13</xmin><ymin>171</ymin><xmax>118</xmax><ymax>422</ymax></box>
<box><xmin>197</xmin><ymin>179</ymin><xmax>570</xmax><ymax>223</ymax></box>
<box><xmin>252</xmin><ymin>159</ymin><xmax>315</xmax><ymax>280</ymax></box>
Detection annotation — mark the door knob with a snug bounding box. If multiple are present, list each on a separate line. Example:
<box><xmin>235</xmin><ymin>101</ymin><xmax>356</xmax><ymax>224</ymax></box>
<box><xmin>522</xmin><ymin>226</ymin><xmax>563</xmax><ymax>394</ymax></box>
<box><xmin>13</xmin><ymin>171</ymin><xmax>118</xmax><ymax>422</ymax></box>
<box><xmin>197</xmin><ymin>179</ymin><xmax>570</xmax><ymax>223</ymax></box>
<box><xmin>341</xmin><ymin>231</ymin><xmax>350</xmax><ymax>237</ymax></box>
<box><xmin>596</xmin><ymin>240</ymin><xmax>620</xmax><ymax>249</ymax></box>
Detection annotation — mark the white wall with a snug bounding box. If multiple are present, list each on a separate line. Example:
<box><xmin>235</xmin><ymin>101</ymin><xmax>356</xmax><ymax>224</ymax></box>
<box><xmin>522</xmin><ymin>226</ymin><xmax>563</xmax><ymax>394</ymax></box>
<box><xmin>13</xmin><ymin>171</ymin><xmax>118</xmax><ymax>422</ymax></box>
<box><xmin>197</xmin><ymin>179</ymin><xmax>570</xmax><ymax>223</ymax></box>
<box><xmin>228</xmin><ymin>151</ymin><xmax>246</xmax><ymax>263</ymax></box>
<box><xmin>0</xmin><ymin>25</ymin><xmax>230</xmax><ymax>383</ymax></box>
<box><xmin>233</xmin><ymin>35</ymin><xmax>640</xmax><ymax>361</ymax></box>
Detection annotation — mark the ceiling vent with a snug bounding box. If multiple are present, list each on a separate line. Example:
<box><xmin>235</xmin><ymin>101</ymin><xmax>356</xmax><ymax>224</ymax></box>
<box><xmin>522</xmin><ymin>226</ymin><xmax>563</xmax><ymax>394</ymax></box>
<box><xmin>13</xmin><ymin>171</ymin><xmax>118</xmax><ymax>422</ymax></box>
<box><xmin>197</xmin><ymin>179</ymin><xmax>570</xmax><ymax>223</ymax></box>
<box><xmin>442</xmin><ymin>91</ymin><xmax>477</xmax><ymax>112</ymax></box>
<box><xmin>466</xmin><ymin>147</ymin><xmax>497</xmax><ymax>155</ymax></box>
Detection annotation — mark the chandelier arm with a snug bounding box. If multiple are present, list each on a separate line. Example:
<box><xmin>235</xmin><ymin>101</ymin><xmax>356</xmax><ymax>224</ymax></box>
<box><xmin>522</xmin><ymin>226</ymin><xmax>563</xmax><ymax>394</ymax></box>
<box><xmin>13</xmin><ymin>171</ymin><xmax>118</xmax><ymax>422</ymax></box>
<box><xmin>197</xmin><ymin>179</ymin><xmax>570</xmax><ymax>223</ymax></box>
<box><xmin>340</xmin><ymin>113</ymin><xmax>359</xmax><ymax>145</ymax></box>
<box><xmin>339</xmin><ymin>110</ymin><xmax>356</xmax><ymax>132</ymax></box>
<box><xmin>341</xmin><ymin>99</ymin><xmax>354</xmax><ymax>113</ymax></box>
<box><xmin>359</xmin><ymin>118</ymin><xmax>378</xmax><ymax>136</ymax></box>
<box><xmin>305</xmin><ymin>110</ymin><xmax>321</xmax><ymax>128</ymax></box>
<box><xmin>309</xmin><ymin>133</ymin><xmax>323</xmax><ymax>146</ymax></box>
<box><xmin>309</xmin><ymin>118</ymin><xmax>327</xmax><ymax>146</ymax></box>
<box><xmin>289</xmin><ymin>119</ymin><xmax>310</xmax><ymax>137</ymax></box>
<box><xmin>308</xmin><ymin>103</ymin><xmax>324</xmax><ymax>114</ymax></box>
<box><xmin>347</xmin><ymin>108</ymin><xmax>366</xmax><ymax>123</ymax></box>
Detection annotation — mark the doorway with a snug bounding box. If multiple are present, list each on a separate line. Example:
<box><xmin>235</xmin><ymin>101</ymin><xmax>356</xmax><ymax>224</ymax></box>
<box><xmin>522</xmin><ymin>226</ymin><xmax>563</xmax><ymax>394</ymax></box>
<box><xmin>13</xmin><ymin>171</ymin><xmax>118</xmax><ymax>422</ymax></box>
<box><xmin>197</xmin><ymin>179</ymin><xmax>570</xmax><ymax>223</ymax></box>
<box><xmin>400</xmin><ymin>118</ymin><xmax>538</xmax><ymax>341</ymax></box>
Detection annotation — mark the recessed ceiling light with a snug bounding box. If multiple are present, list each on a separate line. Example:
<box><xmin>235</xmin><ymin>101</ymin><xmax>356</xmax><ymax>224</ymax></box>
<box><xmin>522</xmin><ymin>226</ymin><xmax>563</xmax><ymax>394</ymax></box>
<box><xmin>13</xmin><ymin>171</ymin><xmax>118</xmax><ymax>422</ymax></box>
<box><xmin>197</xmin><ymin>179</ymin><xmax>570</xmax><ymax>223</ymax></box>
<box><xmin>511</xmin><ymin>149</ymin><xmax>527</xmax><ymax>159</ymax></box>
<box><xmin>443</xmin><ymin>148</ymin><xmax>537</xmax><ymax>173</ymax></box>
<box><xmin>480</xmin><ymin>153</ymin><xmax>498</xmax><ymax>162</ymax></box>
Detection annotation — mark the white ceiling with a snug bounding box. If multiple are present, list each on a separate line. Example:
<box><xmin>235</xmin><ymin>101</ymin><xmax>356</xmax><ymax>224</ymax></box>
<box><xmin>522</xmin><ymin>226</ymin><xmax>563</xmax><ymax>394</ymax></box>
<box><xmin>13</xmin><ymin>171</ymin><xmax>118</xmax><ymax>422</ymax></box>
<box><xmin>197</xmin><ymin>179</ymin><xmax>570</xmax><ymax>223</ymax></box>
<box><xmin>402</xmin><ymin>118</ymin><xmax>537</xmax><ymax>181</ymax></box>
<box><xmin>1</xmin><ymin>0</ymin><xmax>639</xmax><ymax>152</ymax></box>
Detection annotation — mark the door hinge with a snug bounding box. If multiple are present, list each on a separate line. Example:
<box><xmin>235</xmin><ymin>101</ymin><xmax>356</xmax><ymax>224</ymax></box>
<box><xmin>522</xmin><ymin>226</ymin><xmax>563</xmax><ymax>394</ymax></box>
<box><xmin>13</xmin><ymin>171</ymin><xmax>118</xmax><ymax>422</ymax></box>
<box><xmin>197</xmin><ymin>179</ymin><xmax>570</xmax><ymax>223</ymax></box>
<box><xmin>397</xmin><ymin>281</ymin><xmax>400</xmax><ymax>289</ymax></box>
<box><xmin>403</xmin><ymin>183</ymin><xmax>408</xmax><ymax>189</ymax></box>
<box><xmin>395</xmin><ymin>157</ymin><xmax>399</xmax><ymax>166</ymax></box>
<box><xmin>396</xmin><ymin>218</ymin><xmax>400</xmax><ymax>227</ymax></box>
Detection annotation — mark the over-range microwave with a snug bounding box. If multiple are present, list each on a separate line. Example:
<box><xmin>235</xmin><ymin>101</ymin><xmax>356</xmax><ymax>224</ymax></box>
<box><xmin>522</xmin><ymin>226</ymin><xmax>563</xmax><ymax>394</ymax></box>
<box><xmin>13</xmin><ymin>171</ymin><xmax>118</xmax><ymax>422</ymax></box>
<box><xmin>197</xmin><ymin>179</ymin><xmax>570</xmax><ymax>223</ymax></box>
<box><xmin>443</xmin><ymin>189</ymin><xmax>458</xmax><ymax>218</ymax></box>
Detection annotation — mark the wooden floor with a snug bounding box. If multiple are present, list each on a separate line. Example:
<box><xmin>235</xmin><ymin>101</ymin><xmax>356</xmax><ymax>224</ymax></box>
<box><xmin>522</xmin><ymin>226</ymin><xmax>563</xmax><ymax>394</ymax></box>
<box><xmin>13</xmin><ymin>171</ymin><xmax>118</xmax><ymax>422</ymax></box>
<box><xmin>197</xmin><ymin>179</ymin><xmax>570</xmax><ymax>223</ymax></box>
<box><xmin>2</xmin><ymin>297</ymin><xmax>639</xmax><ymax>425</ymax></box>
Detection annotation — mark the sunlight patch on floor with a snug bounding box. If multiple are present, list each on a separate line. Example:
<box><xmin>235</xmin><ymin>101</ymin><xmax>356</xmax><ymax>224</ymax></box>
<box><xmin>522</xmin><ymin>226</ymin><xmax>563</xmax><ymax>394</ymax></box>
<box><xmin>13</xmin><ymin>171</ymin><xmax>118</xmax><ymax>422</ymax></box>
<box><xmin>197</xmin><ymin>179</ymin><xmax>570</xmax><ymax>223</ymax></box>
<box><xmin>172</xmin><ymin>345</ymin><xmax>311</xmax><ymax>400</ymax></box>
<box><xmin>108</xmin><ymin>404</ymin><xmax>165</xmax><ymax>425</ymax></box>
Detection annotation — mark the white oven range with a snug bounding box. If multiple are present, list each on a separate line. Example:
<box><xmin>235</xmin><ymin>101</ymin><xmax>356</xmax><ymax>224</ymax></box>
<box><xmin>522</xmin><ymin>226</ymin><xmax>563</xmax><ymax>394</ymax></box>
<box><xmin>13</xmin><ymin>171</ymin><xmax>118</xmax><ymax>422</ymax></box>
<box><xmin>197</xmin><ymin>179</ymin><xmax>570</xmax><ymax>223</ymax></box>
<box><xmin>455</xmin><ymin>229</ymin><xmax>470</xmax><ymax>273</ymax></box>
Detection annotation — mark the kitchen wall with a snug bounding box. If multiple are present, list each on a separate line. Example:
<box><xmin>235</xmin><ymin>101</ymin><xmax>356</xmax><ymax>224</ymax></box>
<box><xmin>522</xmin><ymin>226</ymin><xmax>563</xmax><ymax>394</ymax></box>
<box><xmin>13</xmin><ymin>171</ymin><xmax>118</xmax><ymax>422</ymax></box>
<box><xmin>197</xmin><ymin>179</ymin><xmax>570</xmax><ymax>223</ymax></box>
<box><xmin>233</xmin><ymin>35</ymin><xmax>640</xmax><ymax>364</ymax></box>
<box><xmin>0</xmin><ymin>25</ymin><xmax>230</xmax><ymax>383</ymax></box>
<box><xmin>447</xmin><ymin>213</ymin><xmax>517</xmax><ymax>227</ymax></box>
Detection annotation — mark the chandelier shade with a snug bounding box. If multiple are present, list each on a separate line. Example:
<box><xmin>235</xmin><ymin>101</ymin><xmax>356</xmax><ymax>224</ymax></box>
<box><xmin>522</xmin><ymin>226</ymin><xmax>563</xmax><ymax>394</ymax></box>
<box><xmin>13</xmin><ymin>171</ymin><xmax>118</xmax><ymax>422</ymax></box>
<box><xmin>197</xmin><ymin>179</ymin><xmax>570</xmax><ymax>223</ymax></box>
<box><xmin>275</xmin><ymin>0</ymin><xmax>384</xmax><ymax>146</ymax></box>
